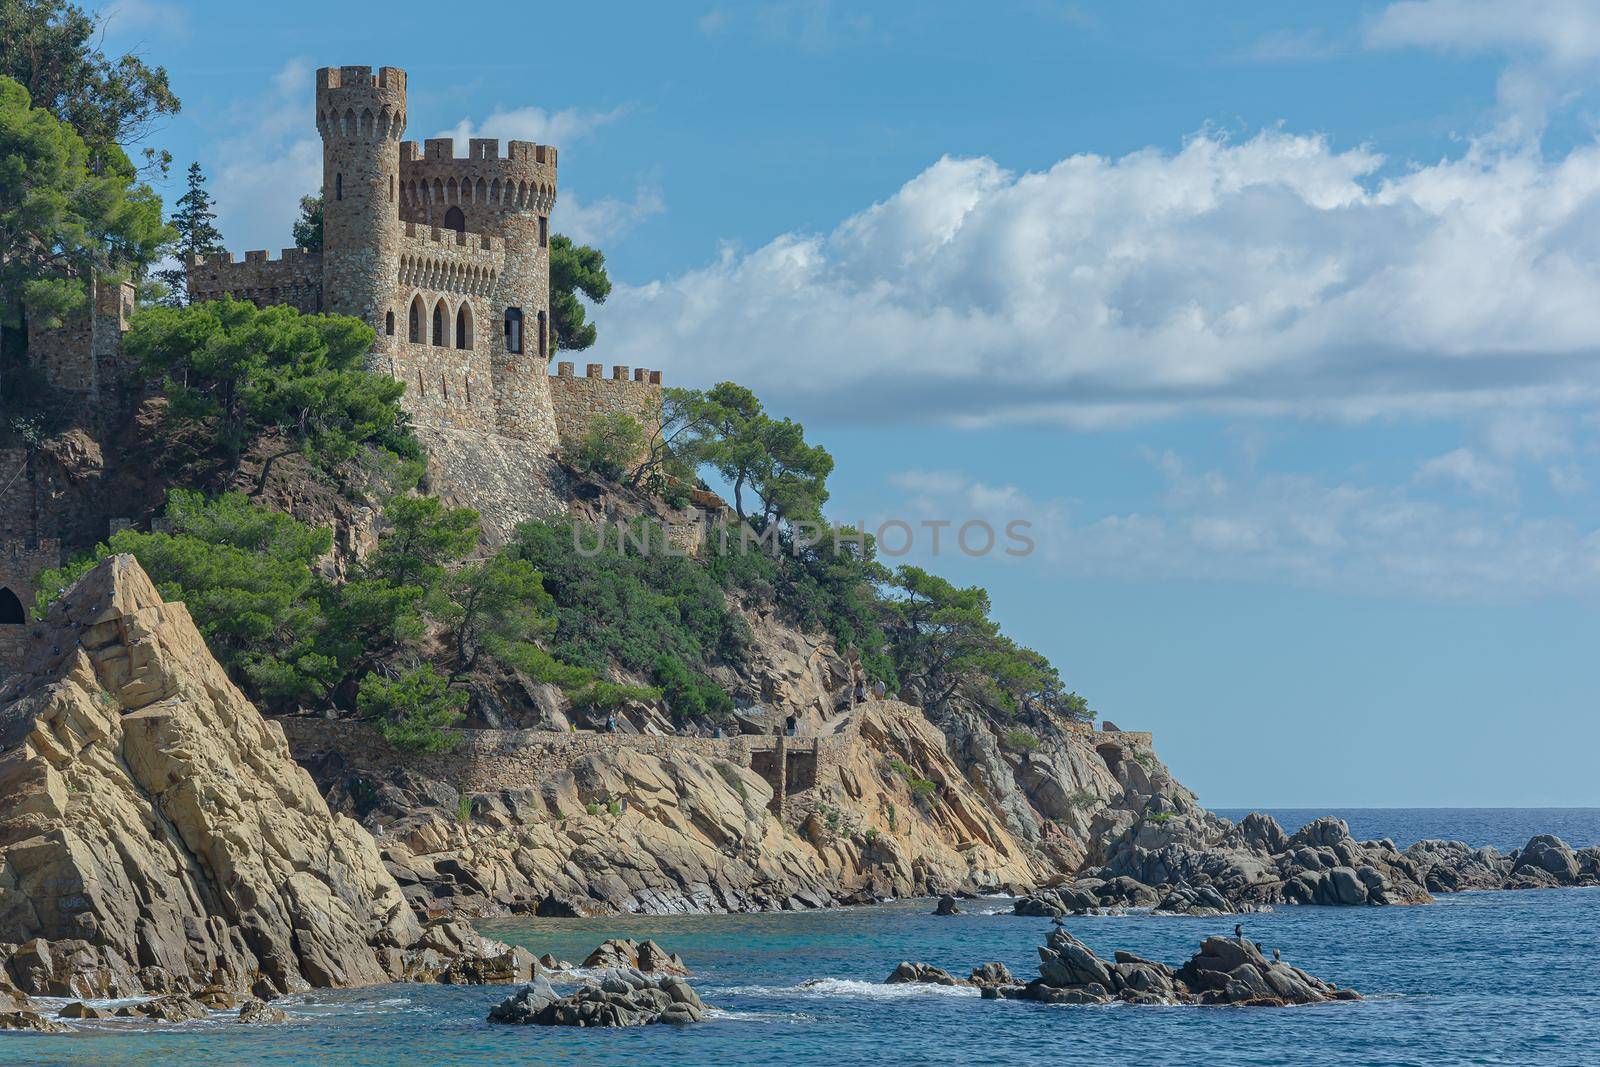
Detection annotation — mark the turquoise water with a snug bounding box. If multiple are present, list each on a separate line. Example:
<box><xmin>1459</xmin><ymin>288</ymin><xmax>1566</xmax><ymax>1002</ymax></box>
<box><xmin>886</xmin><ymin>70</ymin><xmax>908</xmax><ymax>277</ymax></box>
<box><xmin>4</xmin><ymin>809</ymin><xmax>1598</xmax><ymax>1066</ymax></box>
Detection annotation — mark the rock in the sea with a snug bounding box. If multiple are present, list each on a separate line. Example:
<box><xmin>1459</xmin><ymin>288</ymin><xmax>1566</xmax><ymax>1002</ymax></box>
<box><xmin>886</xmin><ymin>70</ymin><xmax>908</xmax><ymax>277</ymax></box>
<box><xmin>934</xmin><ymin>894</ymin><xmax>962</xmax><ymax>915</ymax></box>
<box><xmin>488</xmin><ymin>971</ymin><xmax>709</xmax><ymax>1027</ymax></box>
<box><xmin>238</xmin><ymin>998</ymin><xmax>288</xmax><ymax>1024</ymax></box>
<box><xmin>58</xmin><ymin>1001</ymin><xmax>113</xmax><ymax>1020</ymax></box>
<box><xmin>990</xmin><ymin>928</ymin><xmax>1358</xmax><ymax>1008</ymax></box>
<box><xmin>885</xmin><ymin>961</ymin><xmax>967</xmax><ymax>986</ymax></box>
<box><xmin>969</xmin><ymin>962</ymin><xmax>1015</xmax><ymax>988</ymax></box>
<box><xmin>0</xmin><ymin>1009</ymin><xmax>72</xmax><ymax>1033</ymax></box>
<box><xmin>115</xmin><ymin>995</ymin><xmax>210</xmax><ymax>1022</ymax></box>
<box><xmin>581</xmin><ymin>938</ymin><xmax>690</xmax><ymax>975</ymax></box>
<box><xmin>0</xmin><ymin>556</ymin><xmax>425</xmax><ymax>998</ymax></box>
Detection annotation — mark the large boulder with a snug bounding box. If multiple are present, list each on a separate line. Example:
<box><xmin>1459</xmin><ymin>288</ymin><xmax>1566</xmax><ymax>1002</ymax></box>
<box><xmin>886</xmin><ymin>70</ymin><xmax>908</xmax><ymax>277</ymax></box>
<box><xmin>0</xmin><ymin>556</ymin><xmax>424</xmax><ymax>997</ymax></box>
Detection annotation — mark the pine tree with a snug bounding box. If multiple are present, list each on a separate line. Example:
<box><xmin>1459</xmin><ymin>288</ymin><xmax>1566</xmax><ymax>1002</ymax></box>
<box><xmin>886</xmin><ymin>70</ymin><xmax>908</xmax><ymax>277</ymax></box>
<box><xmin>154</xmin><ymin>161</ymin><xmax>224</xmax><ymax>306</ymax></box>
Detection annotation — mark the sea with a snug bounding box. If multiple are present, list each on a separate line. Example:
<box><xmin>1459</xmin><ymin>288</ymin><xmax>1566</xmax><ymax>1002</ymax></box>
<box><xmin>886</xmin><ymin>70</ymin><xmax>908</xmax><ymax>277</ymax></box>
<box><xmin>3</xmin><ymin>808</ymin><xmax>1597</xmax><ymax>1066</ymax></box>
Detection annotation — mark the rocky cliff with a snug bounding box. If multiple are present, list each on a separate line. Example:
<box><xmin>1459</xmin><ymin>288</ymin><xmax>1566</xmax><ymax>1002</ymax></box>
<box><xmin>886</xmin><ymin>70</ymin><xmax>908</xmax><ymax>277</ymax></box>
<box><xmin>302</xmin><ymin>700</ymin><xmax>1048</xmax><ymax>915</ymax></box>
<box><xmin>0</xmin><ymin>556</ymin><xmax>427</xmax><ymax>999</ymax></box>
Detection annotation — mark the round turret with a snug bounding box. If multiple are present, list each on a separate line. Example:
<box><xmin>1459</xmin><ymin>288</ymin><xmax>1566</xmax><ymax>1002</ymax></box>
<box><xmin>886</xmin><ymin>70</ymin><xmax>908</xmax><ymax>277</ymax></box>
<box><xmin>316</xmin><ymin>65</ymin><xmax>406</xmax><ymax>363</ymax></box>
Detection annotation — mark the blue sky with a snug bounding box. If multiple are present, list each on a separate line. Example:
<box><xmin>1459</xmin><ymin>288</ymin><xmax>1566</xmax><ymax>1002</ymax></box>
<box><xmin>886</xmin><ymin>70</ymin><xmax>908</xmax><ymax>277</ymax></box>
<box><xmin>97</xmin><ymin>0</ymin><xmax>1600</xmax><ymax>806</ymax></box>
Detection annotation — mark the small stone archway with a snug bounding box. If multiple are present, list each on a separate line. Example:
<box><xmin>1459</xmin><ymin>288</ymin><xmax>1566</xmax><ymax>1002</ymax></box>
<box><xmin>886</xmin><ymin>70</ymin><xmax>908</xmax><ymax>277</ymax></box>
<box><xmin>0</xmin><ymin>587</ymin><xmax>24</xmax><ymax>625</ymax></box>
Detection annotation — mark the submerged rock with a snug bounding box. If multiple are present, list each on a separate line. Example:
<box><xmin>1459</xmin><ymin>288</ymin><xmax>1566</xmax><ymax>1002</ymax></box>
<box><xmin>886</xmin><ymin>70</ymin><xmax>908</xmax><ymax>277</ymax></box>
<box><xmin>487</xmin><ymin>970</ymin><xmax>709</xmax><ymax>1027</ymax></box>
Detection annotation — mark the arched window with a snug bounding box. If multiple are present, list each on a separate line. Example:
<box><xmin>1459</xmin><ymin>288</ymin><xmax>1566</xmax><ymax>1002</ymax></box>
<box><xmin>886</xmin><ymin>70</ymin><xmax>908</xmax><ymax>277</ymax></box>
<box><xmin>409</xmin><ymin>296</ymin><xmax>423</xmax><ymax>343</ymax></box>
<box><xmin>504</xmin><ymin>307</ymin><xmax>523</xmax><ymax>354</ymax></box>
<box><xmin>443</xmin><ymin>206</ymin><xmax>465</xmax><ymax>233</ymax></box>
<box><xmin>432</xmin><ymin>299</ymin><xmax>447</xmax><ymax>346</ymax></box>
<box><xmin>0</xmin><ymin>587</ymin><xmax>23</xmax><ymax>625</ymax></box>
<box><xmin>335</xmin><ymin>173</ymin><xmax>343</xmax><ymax>201</ymax></box>
<box><xmin>456</xmin><ymin>304</ymin><xmax>473</xmax><ymax>349</ymax></box>
<box><xmin>385</xmin><ymin>310</ymin><xmax>395</xmax><ymax>336</ymax></box>
<box><xmin>537</xmin><ymin>309</ymin><xmax>547</xmax><ymax>359</ymax></box>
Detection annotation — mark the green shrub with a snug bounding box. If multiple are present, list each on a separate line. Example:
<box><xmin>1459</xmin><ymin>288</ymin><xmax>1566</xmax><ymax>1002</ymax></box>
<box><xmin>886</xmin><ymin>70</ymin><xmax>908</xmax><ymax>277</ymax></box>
<box><xmin>455</xmin><ymin>794</ymin><xmax>473</xmax><ymax>823</ymax></box>
<box><xmin>357</xmin><ymin>665</ymin><xmax>466</xmax><ymax>755</ymax></box>
<box><xmin>510</xmin><ymin>518</ymin><xmax>746</xmax><ymax>723</ymax></box>
<box><xmin>569</xmin><ymin>412</ymin><xmax>644</xmax><ymax>480</ymax></box>
<box><xmin>1002</xmin><ymin>729</ymin><xmax>1039</xmax><ymax>752</ymax></box>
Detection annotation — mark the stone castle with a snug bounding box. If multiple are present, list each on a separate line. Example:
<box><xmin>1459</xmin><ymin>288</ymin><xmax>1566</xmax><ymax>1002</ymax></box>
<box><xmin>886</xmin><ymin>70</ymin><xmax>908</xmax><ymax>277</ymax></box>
<box><xmin>0</xmin><ymin>65</ymin><xmax>664</xmax><ymax>675</ymax></box>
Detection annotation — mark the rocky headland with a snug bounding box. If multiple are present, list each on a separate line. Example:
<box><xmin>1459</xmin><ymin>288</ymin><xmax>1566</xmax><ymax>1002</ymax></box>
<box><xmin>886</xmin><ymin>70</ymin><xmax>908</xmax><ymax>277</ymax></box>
<box><xmin>0</xmin><ymin>557</ymin><xmax>529</xmax><ymax>1031</ymax></box>
<box><xmin>1013</xmin><ymin>788</ymin><xmax>1600</xmax><ymax>918</ymax></box>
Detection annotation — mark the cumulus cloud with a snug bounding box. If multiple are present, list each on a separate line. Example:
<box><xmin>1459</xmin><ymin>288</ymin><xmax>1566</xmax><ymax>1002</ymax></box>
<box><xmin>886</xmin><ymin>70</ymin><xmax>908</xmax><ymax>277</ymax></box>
<box><xmin>436</xmin><ymin>105</ymin><xmax>628</xmax><ymax>149</ymax></box>
<box><xmin>597</xmin><ymin>129</ymin><xmax>1600</xmax><ymax>427</ymax></box>
<box><xmin>878</xmin><ymin>457</ymin><xmax>1600</xmax><ymax>600</ymax></box>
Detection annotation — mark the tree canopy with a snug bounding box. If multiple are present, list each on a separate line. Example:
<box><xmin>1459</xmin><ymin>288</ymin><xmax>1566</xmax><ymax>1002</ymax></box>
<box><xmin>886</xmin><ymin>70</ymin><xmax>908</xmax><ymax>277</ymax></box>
<box><xmin>0</xmin><ymin>0</ymin><xmax>180</xmax><ymax>174</ymax></box>
<box><xmin>125</xmin><ymin>298</ymin><xmax>420</xmax><ymax>486</ymax></box>
<box><xmin>293</xmin><ymin>193</ymin><xmax>322</xmax><ymax>254</ymax></box>
<box><xmin>154</xmin><ymin>161</ymin><xmax>224</xmax><ymax>306</ymax></box>
<box><xmin>0</xmin><ymin>75</ymin><xmax>168</xmax><ymax>332</ymax></box>
<box><xmin>673</xmin><ymin>382</ymin><xmax>833</xmax><ymax>526</ymax></box>
<box><xmin>548</xmin><ymin>233</ymin><xmax>610</xmax><ymax>352</ymax></box>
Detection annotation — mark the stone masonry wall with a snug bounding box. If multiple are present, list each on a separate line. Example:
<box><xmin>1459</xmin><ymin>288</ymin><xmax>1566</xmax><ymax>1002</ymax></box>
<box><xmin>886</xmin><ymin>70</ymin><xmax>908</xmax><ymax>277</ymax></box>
<box><xmin>549</xmin><ymin>361</ymin><xmax>664</xmax><ymax>453</ymax></box>
<box><xmin>187</xmin><ymin>250</ymin><xmax>324</xmax><ymax>313</ymax></box>
<box><xmin>280</xmin><ymin>713</ymin><xmax>860</xmax><ymax>804</ymax></box>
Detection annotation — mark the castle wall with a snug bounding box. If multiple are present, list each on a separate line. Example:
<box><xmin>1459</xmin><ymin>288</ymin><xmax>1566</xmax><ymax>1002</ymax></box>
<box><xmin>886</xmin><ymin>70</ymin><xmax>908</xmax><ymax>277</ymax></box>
<box><xmin>24</xmin><ymin>277</ymin><xmax>134</xmax><ymax>394</ymax></box>
<box><xmin>397</xmin><ymin>137</ymin><xmax>557</xmax><ymax>444</ymax></box>
<box><xmin>0</xmin><ymin>539</ymin><xmax>58</xmax><ymax>677</ymax></box>
<box><xmin>187</xmin><ymin>249</ymin><xmax>324</xmax><ymax>313</ymax></box>
<box><xmin>549</xmin><ymin>362</ymin><xmax>664</xmax><ymax>451</ymax></box>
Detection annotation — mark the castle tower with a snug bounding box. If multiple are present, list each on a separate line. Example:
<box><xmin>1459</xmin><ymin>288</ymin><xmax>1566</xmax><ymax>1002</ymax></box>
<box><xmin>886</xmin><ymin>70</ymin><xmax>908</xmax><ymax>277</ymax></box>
<box><xmin>315</xmin><ymin>66</ymin><xmax>406</xmax><ymax>366</ymax></box>
<box><xmin>397</xmin><ymin>135</ymin><xmax>558</xmax><ymax>442</ymax></box>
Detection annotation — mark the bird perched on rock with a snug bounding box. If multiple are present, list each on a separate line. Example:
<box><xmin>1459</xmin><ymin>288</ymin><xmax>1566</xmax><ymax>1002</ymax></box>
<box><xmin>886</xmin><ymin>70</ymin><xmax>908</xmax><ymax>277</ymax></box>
<box><xmin>1234</xmin><ymin>923</ymin><xmax>1244</xmax><ymax>941</ymax></box>
<box><xmin>1272</xmin><ymin>948</ymin><xmax>1282</xmax><ymax>962</ymax></box>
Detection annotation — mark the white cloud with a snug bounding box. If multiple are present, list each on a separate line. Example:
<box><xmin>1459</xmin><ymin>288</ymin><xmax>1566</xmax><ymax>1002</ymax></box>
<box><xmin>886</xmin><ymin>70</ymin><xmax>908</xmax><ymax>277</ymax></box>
<box><xmin>436</xmin><ymin>105</ymin><xmax>628</xmax><ymax>149</ymax></box>
<box><xmin>880</xmin><ymin>458</ymin><xmax>1600</xmax><ymax>600</ymax></box>
<box><xmin>210</xmin><ymin>59</ymin><xmax>321</xmax><ymax>254</ymax></box>
<box><xmin>1484</xmin><ymin>411</ymin><xmax>1572</xmax><ymax>460</ymax></box>
<box><xmin>1415</xmin><ymin>447</ymin><xmax>1515</xmax><ymax>497</ymax></box>
<box><xmin>597</xmin><ymin>129</ymin><xmax>1600</xmax><ymax>428</ymax></box>
<box><xmin>1367</xmin><ymin>0</ymin><xmax>1600</xmax><ymax>141</ymax></box>
<box><xmin>558</xmin><ymin>185</ymin><xmax>666</xmax><ymax>246</ymax></box>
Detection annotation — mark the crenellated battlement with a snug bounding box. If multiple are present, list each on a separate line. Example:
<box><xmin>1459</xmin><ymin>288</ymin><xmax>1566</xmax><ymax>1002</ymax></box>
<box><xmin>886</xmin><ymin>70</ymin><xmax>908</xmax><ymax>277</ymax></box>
<box><xmin>400</xmin><ymin>221</ymin><xmax>503</xmax><ymax>254</ymax></box>
<box><xmin>548</xmin><ymin>362</ymin><xmax>665</xmax><ymax>453</ymax></box>
<box><xmin>315</xmin><ymin>66</ymin><xmax>407</xmax><ymax>141</ymax></box>
<box><xmin>399</xmin><ymin>137</ymin><xmax>556</xmax><ymax>215</ymax></box>
<box><xmin>188</xmin><ymin>248</ymin><xmax>324</xmax><ymax>314</ymax></box>
<box><xmin>187</xmin><ymin>248</ymin><xmax>321</xmax><ymax>269</ymax></box>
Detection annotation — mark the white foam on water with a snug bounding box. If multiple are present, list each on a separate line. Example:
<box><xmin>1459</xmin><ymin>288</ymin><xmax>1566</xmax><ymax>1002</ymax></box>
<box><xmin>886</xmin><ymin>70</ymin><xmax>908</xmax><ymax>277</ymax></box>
<box><xmin>719</xmin><ymin>977</ymin><xmax>980</xmax><ymax>1000</ymax></box>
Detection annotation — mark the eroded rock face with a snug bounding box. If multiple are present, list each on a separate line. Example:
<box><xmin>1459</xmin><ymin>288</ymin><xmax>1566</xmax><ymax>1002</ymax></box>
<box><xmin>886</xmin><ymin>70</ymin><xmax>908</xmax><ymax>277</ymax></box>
<box><xmin>0</xmin><ymin>556</ymin><xmax>423</xmax><ymax>997</ymax></box>
<box><xmin>319</xmin><ymin>701</ymin><xmax>1046</xmax><ymax>916</ymax></box>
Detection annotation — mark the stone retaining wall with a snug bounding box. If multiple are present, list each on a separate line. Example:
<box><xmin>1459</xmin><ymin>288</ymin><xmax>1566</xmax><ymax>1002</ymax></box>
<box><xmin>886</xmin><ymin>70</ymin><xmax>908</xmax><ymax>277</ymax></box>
<box><xmin>281</xmin><ymin>710</ymin><xmax>864</xmax><ymax>805</ymax></box>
